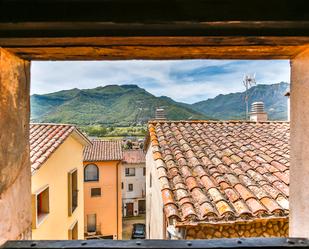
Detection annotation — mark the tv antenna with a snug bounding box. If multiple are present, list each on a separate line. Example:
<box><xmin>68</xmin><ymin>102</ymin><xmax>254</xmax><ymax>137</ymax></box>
<box><xmin>243</xmin><ymin>73</ymin><xmax>256</xmax><ymax>120</ymax></box>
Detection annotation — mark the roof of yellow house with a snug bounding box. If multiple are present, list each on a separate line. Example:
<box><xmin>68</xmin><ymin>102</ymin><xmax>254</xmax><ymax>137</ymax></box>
<box><xmin>83</xmin><ymin>140</ymin><xmax>123</xmax><ymax>162</ymax></box>
<box><xmin>30</xmin><ymin>123</ymin><xmax>91</xmax><ymax>174</ymax></box>
<box><xmin>147</xmin><ymin>120</ymin><xmax>290</xmax><ymax>225</ymax></box>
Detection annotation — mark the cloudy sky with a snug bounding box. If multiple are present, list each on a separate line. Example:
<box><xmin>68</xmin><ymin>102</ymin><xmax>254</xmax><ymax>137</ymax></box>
<box><xmin>31</xmin><ymin>60</ymin><xmax>290</xmax><ymax>104</ymax></box>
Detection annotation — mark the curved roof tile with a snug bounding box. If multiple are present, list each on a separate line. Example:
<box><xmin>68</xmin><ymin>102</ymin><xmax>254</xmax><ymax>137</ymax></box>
<box><xmin>147</xmin><ymin>120</ymin><xmax>289</xmax><ymax>224</ymax></box>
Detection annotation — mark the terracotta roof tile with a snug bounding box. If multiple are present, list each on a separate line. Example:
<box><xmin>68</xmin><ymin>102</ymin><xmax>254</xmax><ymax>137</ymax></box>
<box><xmin>147</xmin><ymin>120</ymin><xmax>289</xmax><ymax>224</ymax></box>
<box><xmin>122</xmin><ymin>149</ymin><xmax>145</xmax><ymax>164</ymax></box>
<box><xmin>83</xmin><ymin>140</ymin><xmax>122</xmax><ymax>161</ymax></box>
<box><xmin>30</xmin><ymin>123</ymin><xmax>87</xmax><ymax>174</ymax></box>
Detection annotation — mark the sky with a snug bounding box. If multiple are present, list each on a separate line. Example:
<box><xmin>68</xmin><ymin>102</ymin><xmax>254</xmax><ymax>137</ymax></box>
<box><xmin>31</xmin><ymin>60</ymin><xmax>290</xmax><ymax>104</ymax></box>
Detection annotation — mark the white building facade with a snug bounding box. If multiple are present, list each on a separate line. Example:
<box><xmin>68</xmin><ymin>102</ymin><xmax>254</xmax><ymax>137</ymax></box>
<box><xmin>122</xmin><ymin>150</ymin><xmax>146</xmax><ymax>217</ymax></box>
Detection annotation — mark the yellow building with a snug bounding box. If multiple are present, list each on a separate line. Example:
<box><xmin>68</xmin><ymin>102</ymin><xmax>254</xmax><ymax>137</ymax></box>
<box><xmin>83</xmin><ymin>140</ymin><xmax>123</xmax><ymax>240</ymax></box>
<box><xmin>30</xmin><ymin>124</ymin><xmax>91</xmax><ymax>240</ymax></box>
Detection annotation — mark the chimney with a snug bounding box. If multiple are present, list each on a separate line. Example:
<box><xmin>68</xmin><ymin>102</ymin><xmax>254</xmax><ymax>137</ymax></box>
<box><xmin>249</xmin><ymin>102</ymin><xmax>268</xmax><ymax>122</ymax></box>
<box><xmin>155</xmin><ymin>108</ymin><xmax>166</xmax><ymax>120</ymax></box>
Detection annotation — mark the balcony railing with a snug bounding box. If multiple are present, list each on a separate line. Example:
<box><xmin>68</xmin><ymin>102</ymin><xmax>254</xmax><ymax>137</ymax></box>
<box><xmin>2</xmin><ymin>238</ymin><xmax>309</xmax><ymax>249</ymax></box>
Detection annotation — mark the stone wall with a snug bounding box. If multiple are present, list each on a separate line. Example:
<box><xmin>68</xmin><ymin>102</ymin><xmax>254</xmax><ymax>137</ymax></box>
<box><xmin>0</xmin><ymin>49</ymin><xmax>31</xmax><ymax>245</ymax></box>
<box><xmin>185</xmin><ymin>218</ymin><xmax>288</xmax><ymax>239</ymax></box>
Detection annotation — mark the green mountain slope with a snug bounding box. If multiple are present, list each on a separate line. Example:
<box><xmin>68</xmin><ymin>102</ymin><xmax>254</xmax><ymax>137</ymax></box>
<box><xmin>31</xmin><ymin>85</ymin><xmax>210</xmax><ymax>126</ymax></box>
<box><xmin>192</xmin><ymin>82</ymin><xmax>289</xmax><ymax>120</ymax></box>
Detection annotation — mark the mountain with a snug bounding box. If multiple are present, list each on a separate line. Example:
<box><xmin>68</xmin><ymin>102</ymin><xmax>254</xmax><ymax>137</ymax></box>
<box><xmin>192</xmin><ymin>82</ymin><xmax>289</xmax><ymax>120</ymax></box>
<box><xmin>31</xmin><ymin>85</ymin><xmax>210</xmax><ymax>126</ymax></box>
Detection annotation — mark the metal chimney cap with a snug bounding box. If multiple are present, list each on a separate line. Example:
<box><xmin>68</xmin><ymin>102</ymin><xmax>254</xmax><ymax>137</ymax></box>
<box><xmin>251</xmin><ymin>102</ymin><xmax>265</xmax><ymax>113</ymax></box>
<box><xmin>155</xmin><ymin>108</ymin><xmax>166</xmax><ymax>120</ymax></box>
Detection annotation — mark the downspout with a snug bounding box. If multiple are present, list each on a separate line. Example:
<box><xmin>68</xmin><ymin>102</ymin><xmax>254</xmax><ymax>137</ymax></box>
<box><xmin>166</xmin><ymin>218</ymin><xmax>185</xmax><ymax>239</ymax></box>
<box><xmin>116</xmin><ymin>161</ymin><xmax>120</xmax><ymax>239</ymax></box>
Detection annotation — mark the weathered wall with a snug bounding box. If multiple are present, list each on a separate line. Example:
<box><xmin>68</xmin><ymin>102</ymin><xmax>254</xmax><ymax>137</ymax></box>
<box><xmin>122</xmin><ymin>163</ymin><xmax>145</xmax><ymax>200</ymax></box>
<box><xmin>290</xmin><ymin>48</ymin><xmax>309</xmax><ymax>237</ymax></box>
<box><xmin>185</xmin><ymin>219</ymin><xmax>288</xmax><ymax>239</ymax></box>
<box><xmin>31</xmin><ymin>135</ymin><xmax>85</xmax><ymax>240</ymax></box>
<box><xmin>146</xmin><ymin>146</ymin><xmax>165</xmax><ymax>239</ymax></box>
<box><xmin>122</xmin><ymin>163</ymin><xmax>146</xmax><ymax>216</ymax></box>
<box><xmin>0</xmin><ymin>49</ymin><xmax>31</xmax><ymax>245</ymax></box>
<box><xmin>83</xmin><ymin>160</ymin><xmax>122</xmax><ymax>239</ymax></box>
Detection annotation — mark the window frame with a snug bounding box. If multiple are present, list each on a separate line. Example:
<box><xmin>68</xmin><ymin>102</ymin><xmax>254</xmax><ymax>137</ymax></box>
<box><xmin>84</xmin><ymin>163</ymin><xmax>99</xmax><ymax>182</ymax></box>
<box><xmin>91</xmin><ymin>187</ymin><xmax>101</xmax><ymax>197</ymax></box>
<box><xmin>125</xmin><ymin>167</ymin><xmax>136</xmax><ymax>177</ymax></box>
<box><xmin>87</xmin><ymin>213</ymin><xmax>97</xmax><ymax>233</ymax></box>
<box><xmin>128</xmin><ymin>183</ymin><xmax>134</xmax><ymax>192</ymax></box>
<box><xmin>68</xmin><ymin>168</ymin><xmax>78</xmax><ymax>216</ymax></box>
<box><xmin>68</xmin><ymin>220</ymin><xmax>78</xmax><ymax>240</ymax></box>
<box><xmin>32</xmin><ymin>185</ymin><xmax>50</xmax><ymax>229</ymax></box>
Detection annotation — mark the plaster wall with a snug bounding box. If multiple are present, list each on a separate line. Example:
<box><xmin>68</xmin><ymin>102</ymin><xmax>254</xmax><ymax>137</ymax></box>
<box><xmin>122</xmin><ymin>163</ymin><xmax>146</xmax><ymax>216</ymax></box>
<box><xmin>290</xmin><ymin>48</ymin><xmax>309</xmax><ymax>237</ymax></box>
<box><xmin>31</xmin><ymin>135</ymin><xmax>85</xmax><ymax>240</ymax></box>
<box><xmin>146</xmin><ymin>146</ymin><xmax>165</xmax><ymax>239</ymax></box>
<box><xmin>0</xmin><ymin>49</ymin><xmax>31</xmax><ymax>245</ymax></box>
<box><xmin>83</xmin><ymin>160</ymin><xmax>122</xmax><ymax>239</ymax></box>
<box><xmin>122</xmin><ymin>163</ymin><xmax>145</xmax><ymax>200</ymax></box>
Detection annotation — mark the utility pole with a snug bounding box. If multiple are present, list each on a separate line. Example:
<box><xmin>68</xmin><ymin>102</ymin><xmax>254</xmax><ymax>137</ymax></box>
<box><xmin>243</xmin><ymin>74</ymin><xmax>256</xmax><ymax>120</ymax></box>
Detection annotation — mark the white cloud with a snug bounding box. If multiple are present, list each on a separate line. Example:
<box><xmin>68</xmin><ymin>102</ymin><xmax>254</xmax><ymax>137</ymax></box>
<box><xmin>31</xmin><ymin>60</ymin><xmax>290</xmax><ymax>103</ymax></box>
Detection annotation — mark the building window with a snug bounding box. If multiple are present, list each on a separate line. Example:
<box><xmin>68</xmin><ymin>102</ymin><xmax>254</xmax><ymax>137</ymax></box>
<box><xmin>32</xmin><ymin>185</ymin><xmax>49</xmax><ymax>228</ymax></box>
<box><xmin>68</xmin><ymin>169</ymin><xmax>78</xmax><ymax>216</ymax></box>
<box><xmin>121</xmin><ymin>182</ymin><xmax>124</xmax><ymax>189</ymax></box>
<box><xmin>128</xmin><ymin>183</ymin><xmax>133</xmax><ymax>191</ymax></box>
<box><xmin>150</xmin><ymin>173</ymin><xmax>152</xmax><ymax>188</ymax></box>
<box><xmin>91</xmin><ymin>188</ymin><xmax>101</xmax><ymax>197</ymax></box>
<box><xmin>125</xmin><ymin>168</ymin><xmax>135</xmax><ymax>176</ymax></box>
<box><xmin>138</xmin><ymin>200</ymin><xmax>146</xmax><ymax>214</ymax></box>
<box><xmin>68</xmin><ymin>221</ymin><xmax>78</xmax><ymax>240</ymax></box>
<box><xmin>87</xmin><ymin>214</ymin><xmax>97</xmax><ymax>233</ymax></box>
<box><xmin>84</xmin><ymin>164</ymin><xmax>99</xmax><ymax>181</ymax></box>
<box><xmin>143</xmin><ymin>167</ymin><xmax>146</xmax><ymax>176</ymax></box>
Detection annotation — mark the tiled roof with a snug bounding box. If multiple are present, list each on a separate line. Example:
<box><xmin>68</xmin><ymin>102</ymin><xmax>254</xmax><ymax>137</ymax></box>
<box><xmin>30</xmin><ymin>123</ymin><xmax>88</xmax><ymax>174</ymax></box>
<box><xmin>147</xmin><ymin>120</ymin><xmax>290</xmax><ymax>225</ymax></box>
<box><xmin>123</xmin><ymin>150</ymin><xmax>145</xmax><ymax>164</ymax></box>
<box><xmin>84</xmin><ymin>140</ymin><xmax>123</xmax><ymax>161</ymax></box>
